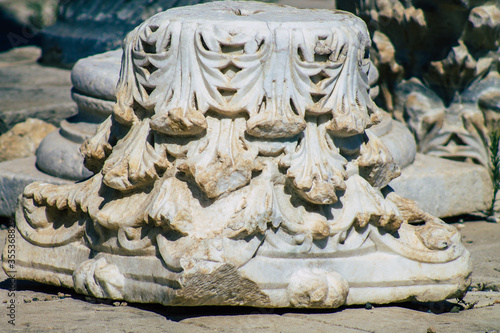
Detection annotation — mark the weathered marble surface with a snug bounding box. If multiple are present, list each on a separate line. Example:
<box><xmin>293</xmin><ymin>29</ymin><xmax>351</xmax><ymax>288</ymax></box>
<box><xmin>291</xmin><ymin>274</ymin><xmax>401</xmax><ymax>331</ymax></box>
<box><xmin>337</xmin><ymin>0</ymin><xmax>500</xmax><ymax>168</ymax></box>
<box><xmin>36</xmin><ymin>47</ymin><xmax>417</xmax><ymax>180</ymax></box>
<box><xmin>30</xmin><ymin>46</ymin><xmax>491</xmax><ymax>220</ymax></box>
<box><xmin>4</xmin><ymin>2</ymin><xmax>471</xmax><ymax>308</ymax></box>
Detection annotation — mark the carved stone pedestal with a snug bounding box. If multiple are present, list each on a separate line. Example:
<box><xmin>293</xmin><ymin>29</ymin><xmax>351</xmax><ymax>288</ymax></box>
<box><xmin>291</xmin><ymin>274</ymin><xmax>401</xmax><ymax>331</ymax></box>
<box><xmin>36</xmin><ymin>50</ymin><xmax>121</xmax><ymax>181</ymax></box>
<box><xmin>4</xmin><ymin>2</ymin><xmax>471</xmax><ymax>308</ymax></box>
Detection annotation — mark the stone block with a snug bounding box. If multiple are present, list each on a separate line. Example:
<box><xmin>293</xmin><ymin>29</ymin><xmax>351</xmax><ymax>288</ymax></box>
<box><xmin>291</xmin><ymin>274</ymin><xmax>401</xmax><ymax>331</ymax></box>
<box><xmin>390</xmin><ymin>154</ymin><xmax>493</xmax><ymax>218</ymax></box>
<box><xmin>0</xmin><ymin>47</ymin><xmax>77</xmax><ymax>133</ymax></box>
<box><xmin>0</xmin><ymin>157</ymin><xmax>71</xmax><ymax>217</ymax></box>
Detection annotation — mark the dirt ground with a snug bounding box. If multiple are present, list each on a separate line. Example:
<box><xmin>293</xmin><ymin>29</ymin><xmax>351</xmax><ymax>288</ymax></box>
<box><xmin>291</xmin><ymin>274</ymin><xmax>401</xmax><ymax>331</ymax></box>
<box><xmin>0</xmin><ymin>217</ymin><xmax>499</xmax><ymax>333</ymax></box>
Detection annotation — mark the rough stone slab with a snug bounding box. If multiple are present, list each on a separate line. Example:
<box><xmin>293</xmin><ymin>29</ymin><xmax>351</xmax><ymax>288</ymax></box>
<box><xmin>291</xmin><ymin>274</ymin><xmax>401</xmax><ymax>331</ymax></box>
<box><xmin>284</xmin><ymin>304</ymin><xmax>500</xmax><ymax>333</ymax></box>
<box><xmin>389</xmin><ymin>154</ymin><xmax>492</xmax><ymax>218</ymax></box>
<box><xmin>0</xmin><ymin>157</ymin><xmax>71</xmax><ymax>217</ymax></box>
<box><xmin>460</xmin><ymin>221</ymin><xmax>500</xmax><ymax>291</ymax></box>
<box><xmin>0</xmin><ymin>47</ymin><xmax>77</xmax><ymax>133</ymax></box>
<box><xmin>180</xmin><ymin>314</ymin><xmax>362</xmax><ymax>332</ymax></box>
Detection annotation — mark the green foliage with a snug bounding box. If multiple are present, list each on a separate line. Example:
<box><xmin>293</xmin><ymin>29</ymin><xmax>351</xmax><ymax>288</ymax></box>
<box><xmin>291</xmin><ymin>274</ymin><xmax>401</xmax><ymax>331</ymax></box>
<box><xmin>486</xmin><ymin>128</ymin><xmax>500</xmax><ymax>217</ymax></box>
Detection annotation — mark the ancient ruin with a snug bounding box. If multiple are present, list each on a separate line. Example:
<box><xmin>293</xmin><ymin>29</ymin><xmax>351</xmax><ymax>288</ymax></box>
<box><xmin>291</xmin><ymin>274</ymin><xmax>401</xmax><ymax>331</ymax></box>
<box><xmin>337</xmin><ymin>0</ymin><xmax>500</xmax><ymax>167</ymax></box>
<box><xmin>4</xmin><ymin>2</ymin><xmax>471</xmax><ymax>307</ymax></box>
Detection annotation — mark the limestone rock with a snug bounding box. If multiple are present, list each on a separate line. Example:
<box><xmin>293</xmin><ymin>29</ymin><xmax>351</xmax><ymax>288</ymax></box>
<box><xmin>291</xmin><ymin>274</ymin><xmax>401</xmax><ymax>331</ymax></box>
<box><xmin>390</xmin><ymin>154</ymin><xmax>492</xmax><ymax>218</ymax></box>
<box><xmin>0</xmin><ymin>118</ymin><xmax>56</xmax><ymax>162</ymax></box>
<box><xmin>0</xmin><ymin>46</ymin><xmax>76</xmax><ymax>133</ymax></box>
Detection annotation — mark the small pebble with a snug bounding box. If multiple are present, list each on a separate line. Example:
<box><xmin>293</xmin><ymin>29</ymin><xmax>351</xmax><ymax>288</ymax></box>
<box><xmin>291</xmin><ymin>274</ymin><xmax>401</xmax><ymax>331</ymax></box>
<box><xmin>32</xmin><ymin>297</ymin><xmax>39</xmax><ymax>302</ymax></box>
<box><xmin>486</xmin><ymin>216</ymin><xmax>499</xmax><ymax>223</ymax></box>
<box><xmin>23</xmin><ymin>299</ymin><xmax>31</xmax><ymax>303</ymax></box>
<box><xmin>466</xmin><ymin>240</ymin><xmax>473</xmax><ymax>244</ymax></box>
<box><xmin>427</xmin><ymin>326</ymin><xmax>437</xmax><ymax>333</ymax></box>
<box><xmin>2</xmin><ymin>300</ymin><xmax>7</xmax><ymax>304</ymax></box>
<box><xmin>57</xmin><ymin>292</ymin><xmax>65</xmax><ymax>298</ymax></box>
<box><xmin>450</xmin><ymin>305</ymin><xmax>460</xmax><ymax>313</ymax></box>
<box><xmin>365</xmin><ymin>302</ymin><xmax>373</xmax><ymax>309</ymax></box>
<box><xmin>85</xmin><ymin>296</ymin><xmax>97</xmax><ymax>303</ymax></box>
<box><xmin>113</xmin><ymin>301</ymin><xmax>128</xmax><ymax>307</ymax></box>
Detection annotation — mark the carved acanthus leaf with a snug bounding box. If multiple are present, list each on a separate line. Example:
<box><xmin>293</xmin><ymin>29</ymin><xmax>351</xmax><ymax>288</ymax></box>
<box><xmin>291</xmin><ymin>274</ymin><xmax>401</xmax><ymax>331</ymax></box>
<box><xmin>144</xmin><ymin>177</ymin><xmax>195</xmax><ymax>236</ymax></box>
<box><xmin>80</xmin><ymin>117</ymin><xmax>115</xmax><ymax>173</ymax></box>
<box><xmin>356</xmin><ymin>129</ymin><xmax>401</xmax><ymax>189</ymax></box>
<box><xmin>424</xmin><ymin>41</ymin><xmax>492</xmax><ymax>105</ymax></box>
<box><xmin>113</xmin><ymin>33</ymin><xmax>140</xmax><ymax>126</ymax></box>
<box><xmin>331</xmin><ymin>175</ymin><xmax>403</xmax><ymax>234</ymax></box>
<box><xmin>23</xmin><ymin>174</ymin><xmax>103</xmax><ymax>214</ymax></box>
<box><xmin>120</xmin><ymin>17</ymin><xmax>378</xmax><ymax>140</ymax></box>
<box><xmin>131</xmin><ymin>21</ymin><xmax>211</xmax><ymax>135</ymax></box>
<box><xmin>102</xmin><ymin>119</ymin><xmax>170</xmax><ymax>191</ymax></box>
<box><xmin>16</xmin><ymin>196</ymin><xmax>86</xmax><ymax>247</ymax></box>
<box><xmin>246</xmin><ymin>29</ymin><xmax>315</xmax><ymax>138</ymax></box>
<box><xmin>463</xmin><ymin>4</ymin><xmax>500</xmax><ymax>53</ymax></box>
<box><xmin>283</xmin><ymin>119</ymin><xmax>347</xmax><ymax>204</ymax></box>
<box><xmin>227</xmin><ymin>162</ymin><xmax>284</xmax><ymax>237</ymax></box>
<box><xmin>385</xmin><ymin>191</ymin><xmax>429</xmax><ymax>224</ymax></box>
<box><xmin>178</xmin><ymin>117</ymin><xmax>259</xmax><ymax>198</ymax></box>
<box><xmin>320</xmin><ymin>27</ymin><xmax>382</xmax><ymax>136</ymax></box>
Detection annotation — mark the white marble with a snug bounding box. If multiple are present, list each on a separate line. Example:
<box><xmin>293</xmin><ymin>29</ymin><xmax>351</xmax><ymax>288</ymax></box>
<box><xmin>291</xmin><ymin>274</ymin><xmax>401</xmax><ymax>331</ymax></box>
<box><xmin>4</xmin><ymin>2</ymin><xmax>471</xmax><ymax>308</ymax></box>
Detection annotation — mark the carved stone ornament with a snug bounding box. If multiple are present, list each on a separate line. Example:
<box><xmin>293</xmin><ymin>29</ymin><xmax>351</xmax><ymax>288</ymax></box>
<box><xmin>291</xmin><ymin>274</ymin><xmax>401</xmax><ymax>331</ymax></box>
<box><xmin>4</xmin><ymin>2</ymin><xmax>471</xmax><ymax>308</ymax></box>
<box><xmin>337</xmin><ymin>0</ymin><xmax>500</xmax><ymax>167</ymax></box>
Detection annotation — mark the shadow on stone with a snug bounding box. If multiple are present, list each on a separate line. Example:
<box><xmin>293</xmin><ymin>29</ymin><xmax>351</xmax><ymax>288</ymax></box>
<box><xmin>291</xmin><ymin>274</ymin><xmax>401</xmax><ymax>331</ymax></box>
<box><xmin>0</xmin><ymin>9</ymin><xmax>40</xmax><ymax>52</ymax></box>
